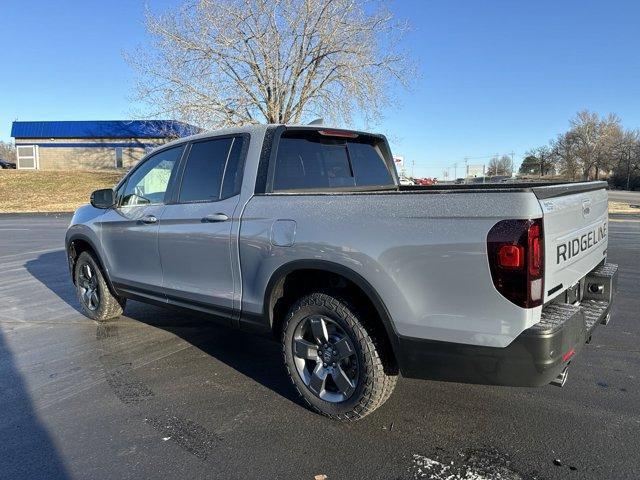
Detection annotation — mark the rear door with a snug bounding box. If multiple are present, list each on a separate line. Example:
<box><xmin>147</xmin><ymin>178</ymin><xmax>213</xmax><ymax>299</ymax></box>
<box><xmin>534</xmin><ymin>182</ymin><xmax>609</xmax><ymax>302</ymax></box>
<box><xmin>158</xmin><ymin>135</ymin><xmax>246</xmax><ymax>322</ymax></box>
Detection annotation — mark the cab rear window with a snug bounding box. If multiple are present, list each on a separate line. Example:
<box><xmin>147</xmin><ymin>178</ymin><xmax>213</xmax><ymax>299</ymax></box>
<box><xmin>272</xmin><ymin>131</ymin><xmax>394</xmax><ymax>191</ymax></box>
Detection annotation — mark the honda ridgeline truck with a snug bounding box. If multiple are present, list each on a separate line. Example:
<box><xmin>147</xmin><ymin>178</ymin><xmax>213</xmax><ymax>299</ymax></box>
<box><xmin>66</xmin><ymin>125</ymin><xmax>618</xmax><ymax>420</ymax></box>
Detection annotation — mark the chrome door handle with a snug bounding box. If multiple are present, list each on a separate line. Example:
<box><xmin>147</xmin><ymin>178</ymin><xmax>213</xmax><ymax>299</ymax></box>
<box><xmin>202</xmin><ymin>213</ymin><xmax>229</xmax><ymax>223</ymax></box>
<box><xmin>141</xmin><ymin>214</ymin><xmax>158</xmax><ymax>224</ymax></box>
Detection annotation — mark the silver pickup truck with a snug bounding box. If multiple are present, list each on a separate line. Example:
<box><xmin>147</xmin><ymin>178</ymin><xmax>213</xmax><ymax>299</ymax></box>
<box><xmin>66</xmin><ymin>124</ymin><xmax>618</xmax><ymax>421</ymax></box>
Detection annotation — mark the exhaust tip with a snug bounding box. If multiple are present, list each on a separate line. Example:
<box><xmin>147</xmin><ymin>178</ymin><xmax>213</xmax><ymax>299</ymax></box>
<box><xmin>550</xmin><ymin>367</ymin><xmax>569</xmax><ymax>387</ymax></box>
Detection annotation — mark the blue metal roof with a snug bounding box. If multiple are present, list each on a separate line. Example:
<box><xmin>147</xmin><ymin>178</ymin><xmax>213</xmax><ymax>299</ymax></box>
<box><xmin>11</xmin><ymin>120</ymin><xmax>201</xmax><ymax>139</ymax></box>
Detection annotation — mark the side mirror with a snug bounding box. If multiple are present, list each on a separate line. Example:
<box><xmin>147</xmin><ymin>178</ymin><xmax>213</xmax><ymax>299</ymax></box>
<box><xmin>90</xmin><ymin>188</ymin><xmax>115</xmax><ymax>209</ymax></box>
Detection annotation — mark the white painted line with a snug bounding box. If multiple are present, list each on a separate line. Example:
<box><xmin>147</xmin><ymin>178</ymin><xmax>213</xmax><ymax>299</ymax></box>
<box><xmin>0</xmin><ymin>247</ymin><xmax>63</xmax><ymax>260</ymax></box>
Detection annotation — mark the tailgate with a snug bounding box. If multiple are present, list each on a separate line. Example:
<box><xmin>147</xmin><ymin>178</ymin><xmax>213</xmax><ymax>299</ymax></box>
<box><xmin>533</xmin><ymin>182</ymin><xmax>609</xmax><ymax>302</ymax></box>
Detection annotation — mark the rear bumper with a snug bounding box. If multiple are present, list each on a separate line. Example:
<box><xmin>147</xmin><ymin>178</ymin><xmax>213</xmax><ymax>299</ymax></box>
<box><xmin>397</xmin><ymin>262</ymin><xmax>618</xmax><ymax>386</ymax></box>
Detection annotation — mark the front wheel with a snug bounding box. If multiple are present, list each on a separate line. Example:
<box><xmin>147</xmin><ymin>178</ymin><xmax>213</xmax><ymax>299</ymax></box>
<box><xmin>282</xmin><ymin>292</ymin><xmax>397</xmax><ymax>421</ymax></box>
<box><xmin>74</xmin><ymin>251</ymin><xmax>125</xmax><ymax>321</ymax></box>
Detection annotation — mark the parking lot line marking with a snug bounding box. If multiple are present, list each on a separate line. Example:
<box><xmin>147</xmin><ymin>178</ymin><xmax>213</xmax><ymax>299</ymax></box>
<box><xmin>0</xmin><ymin>247</ymin><xmax>62</xmax><ymax>260</ymax></box>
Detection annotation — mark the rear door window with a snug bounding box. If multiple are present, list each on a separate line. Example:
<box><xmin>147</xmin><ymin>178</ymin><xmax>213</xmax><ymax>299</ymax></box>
<box><xmin>178</xmin><ymin>136</ymin><xmax>245</xmax><ymax>203</ymax></box>
<box><xmin>272</xmin><ymin>131</ymin><xmax>393</xmax><ymax>191</ymax></box>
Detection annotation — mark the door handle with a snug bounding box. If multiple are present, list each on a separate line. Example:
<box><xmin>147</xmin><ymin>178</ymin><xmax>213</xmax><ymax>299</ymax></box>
<box><xmin>140</xmin><ymin>214</ymin><xmax>158</xmax><ymax>224</ymax></box>
<box><xmin>202</xmin><ymin>213</ymin><xmax>229</xmax><ymax>223</ymax></box>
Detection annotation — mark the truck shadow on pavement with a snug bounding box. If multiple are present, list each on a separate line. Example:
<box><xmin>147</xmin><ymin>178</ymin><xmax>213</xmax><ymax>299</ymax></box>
<box><xmin>25</xmin><ymin>250</ymin><xmax>304</xmax><ymax>409</ymax></box>
<box><xmin>122</xmin><ymin>302</ymin><xmax>306</xmax><ymax>408</ymax></box>
<box><xmin>0</xmin><ymin>326</ymin><xmax>70</xmax><ymax>479</ymax></box>
<box><xmin>24</xmin><ymin>249</ymin><xmax>83</xmax><ymax>314</ymax></box>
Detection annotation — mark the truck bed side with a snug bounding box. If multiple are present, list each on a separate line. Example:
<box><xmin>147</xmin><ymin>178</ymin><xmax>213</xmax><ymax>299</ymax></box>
<box><xmin>238</xmin><ymin>189</ymin><xmax>545</xmax><ymax>348</ymax></box>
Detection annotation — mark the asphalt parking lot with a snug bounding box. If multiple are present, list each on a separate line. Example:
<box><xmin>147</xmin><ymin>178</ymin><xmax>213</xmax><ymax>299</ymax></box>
<box><xmin>0</xmin><ymin>213</ymin><xmax>638</xmax><ymax>480</ymax></box>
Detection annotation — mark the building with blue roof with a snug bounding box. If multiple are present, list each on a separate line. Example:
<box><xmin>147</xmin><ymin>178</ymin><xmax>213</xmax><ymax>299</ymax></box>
<box><xmin>11</xmin><ymin>120</ymin><xmax>200</xmax><ymax>170</ymax></box>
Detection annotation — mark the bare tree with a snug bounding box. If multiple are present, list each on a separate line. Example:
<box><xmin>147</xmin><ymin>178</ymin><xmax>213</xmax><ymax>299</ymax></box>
<box><xmin>612</xmin><ymin>129</ymin><xmax>640</xmax><ymax>190</ymax></box>
<box><xmin>127</xmin><ymin>0</ymin><xmax>414</xmax><ymax>128</ymax></box>
<box><xmin>525</xmin><ymin>146</ymin><xmax>556</xmax><ymax>177</ymax></box>
<box><xmin>552</xmin><ymin>132</ymin><xmax>580</xmax><ymax>180</ymax></box>
<box><xmin>568</xmin><ymin>110</ymin><xmax>622</xmax><ymax>180</ymax></box>
<box><xmin>498</xmin><ymin>154</ymin><xmax>513</xmax><ymax>176</ymax></box>
<box><xmin>525</xmin><ymin>110</ymin><xmax>624</xmax><ymax>181</ymax></box>
<box><xmin>487</xmin><ymin>155</ymin><xmax>513</xmax><ymax>176</ymax></box>
<box><xmin>0</xmin><ymin>141</ymin><xmax>16</xmax><ymax>163</ymax></box>
<box><xmin>486</xmin><ymin>156</ymin><xmax>499</xmax><ymax>176</ymax></box>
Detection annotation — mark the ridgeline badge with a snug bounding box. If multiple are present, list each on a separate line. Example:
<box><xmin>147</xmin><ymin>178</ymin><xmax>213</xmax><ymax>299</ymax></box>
<box><xmin>556</xmin><ymin>222</ymin><xmax>607</xmax><ymax>264</ymax></box>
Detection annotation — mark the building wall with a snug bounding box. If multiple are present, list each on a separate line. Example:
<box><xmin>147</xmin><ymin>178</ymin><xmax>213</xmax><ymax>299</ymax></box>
<box><xmin>14</xmin><ymin>137</ymin><xmax>166</xmax><ymax>170</ymax></box>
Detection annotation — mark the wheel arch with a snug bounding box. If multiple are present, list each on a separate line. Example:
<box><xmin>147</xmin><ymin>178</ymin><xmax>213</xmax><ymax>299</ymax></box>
<box><xmin>263</xmin><ymin>260</ymin><xmax>400</xmax><ymax>370</ymax></box>
<box><xmin>66</xmin><ymin>233</ymin><xmax>117</xmax><ymax>294</ymax></box>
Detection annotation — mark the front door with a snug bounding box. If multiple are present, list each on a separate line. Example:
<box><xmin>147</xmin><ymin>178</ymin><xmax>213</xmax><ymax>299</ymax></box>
<box><xmin>158</xmin><ymin>136</ymin><xmax>245</xmax><ymax>321</ymax></box>
<box><xmin>100</xmin><ymin>145</ymin><xmax>184</xmax><ymax>298</ymax></box>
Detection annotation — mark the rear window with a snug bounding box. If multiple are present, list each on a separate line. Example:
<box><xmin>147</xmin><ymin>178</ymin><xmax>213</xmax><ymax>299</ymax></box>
<box><xmin>272</xmin><ymin>131</ymin><xmax>394</xmax><ymax>191</ymax></box>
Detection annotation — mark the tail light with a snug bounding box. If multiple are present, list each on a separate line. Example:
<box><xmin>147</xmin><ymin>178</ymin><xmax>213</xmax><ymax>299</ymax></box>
<box><xmin>487</xmin><ymin>218</ymin><xmax>544</xmax><ymax>308</ymax></box>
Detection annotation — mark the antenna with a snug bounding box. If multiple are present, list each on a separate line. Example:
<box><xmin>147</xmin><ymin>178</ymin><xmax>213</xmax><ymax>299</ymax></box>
<box><xmin>307</xmin><ymin>118</ymin><xmax>324</xmax><ymax>126</ymax></box>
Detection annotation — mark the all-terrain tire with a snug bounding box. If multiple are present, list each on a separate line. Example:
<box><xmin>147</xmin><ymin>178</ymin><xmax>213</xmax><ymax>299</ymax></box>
<box><xmin>282</xmin><ymin>292</ymin><xmax>397</xmax><ymax>421</ymax></box>
<box><xmin>74</xmin><ymin>251</ymin><xmax>125</xmax><ymax>321</ymax></box>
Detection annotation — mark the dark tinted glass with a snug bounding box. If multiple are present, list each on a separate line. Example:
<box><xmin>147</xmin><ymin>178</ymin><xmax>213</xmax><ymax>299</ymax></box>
<box><xmin>348</xmin><ymin>142</ymin><xmax>394</xmax><ymax>186</ymax></box>
<box><xmin>272</xmin><ymin>133</ymin><xmax>393</xmax><ymax>191</ymax></box>
<box><xmin>179</xmin><ymin>138</ymin><xmax>233</xmax><ymax>202</ymax></box>
<box><xmin>273</xmin><ymin>137</ymin><xmax>355</xmax><ymax>190</ymax></box>
<box><xmin>221</xmin><ymin>137</ymin><xmax>245</xmax><ymax>199</ymax></box>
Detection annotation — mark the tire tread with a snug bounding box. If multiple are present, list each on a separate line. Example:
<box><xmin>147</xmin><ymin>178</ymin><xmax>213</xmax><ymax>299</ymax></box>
<box><xmin>282</xmin><ymin>292</ymin><xmax>397</xmax><ymax>421</ymax></box>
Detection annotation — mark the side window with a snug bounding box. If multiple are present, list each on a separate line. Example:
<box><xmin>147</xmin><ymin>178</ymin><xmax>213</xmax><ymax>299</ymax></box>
<box><xmin>120</xmin><ymin>146</ymin><xmax>184</xmax><ymax>207</ymax></box>
<box><xmin>272</xmin><ymin>132</ymin><xmax>394</xmax><ymax>191</ymax></box>
<box><xmin>348</xmin><ymin>143</ymin><xmax>394</xmax><ymax>187</ymax></box>
<box><xmin>178</xmin><ymin>136</ymin><xmax>244</xmax><ymax>203</ymax></box>
<box><xmin>221</xmin><ymin>137</ymin><xmax>245</xmax><ymax>199</ymax></box>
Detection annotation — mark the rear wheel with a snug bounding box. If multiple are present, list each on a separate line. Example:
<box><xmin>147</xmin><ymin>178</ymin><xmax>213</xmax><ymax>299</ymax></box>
<box><xmin>282</xmin><ymin>292</ymin><xmax>396</xmax><ymax>421</ymax></box>
<box><xmin>74</xmin><ymin>251</ymin><xmax>125</xmax><ymax>321</ymax></box>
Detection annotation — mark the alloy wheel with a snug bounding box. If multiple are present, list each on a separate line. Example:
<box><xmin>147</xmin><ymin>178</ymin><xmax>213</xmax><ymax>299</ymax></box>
<box><xmin>292</xmin><ymin>315</ymin><xmax>359</xmax><ymax>403</ymax></box>
<box><xmin>78</xmin><ymin>263</ymin><xmax>100</xmax><ymax>311</ymax></box>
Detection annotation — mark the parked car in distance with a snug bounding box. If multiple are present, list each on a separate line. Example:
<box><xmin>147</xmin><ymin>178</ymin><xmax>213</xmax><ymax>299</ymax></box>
<box><xmin>66</xmin><ymin>124</ymin><xmax>618</xmax><ymax>421</ymax></box>
<box><xmin>0</xmin><ymin>158</ymin><xmax>16</xmax><ymax>169</ymax></box>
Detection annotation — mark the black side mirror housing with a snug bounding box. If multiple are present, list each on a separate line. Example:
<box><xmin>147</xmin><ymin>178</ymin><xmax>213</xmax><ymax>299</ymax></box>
<box><xmin>90</xmin><ymin>189</ymin><xmax>115</xmax><ymax>209</ymax></box>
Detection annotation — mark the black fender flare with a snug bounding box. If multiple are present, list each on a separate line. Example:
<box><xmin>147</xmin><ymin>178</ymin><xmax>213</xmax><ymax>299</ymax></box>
<box><xmin>262</xmin><ymin>259</ymin><xmax>401</xmax><ymax>356</ymax></box>
<box><xmin>66</xmin><ymin>233</ymin><xmax>117</xmax><ymax>295</ymax></box>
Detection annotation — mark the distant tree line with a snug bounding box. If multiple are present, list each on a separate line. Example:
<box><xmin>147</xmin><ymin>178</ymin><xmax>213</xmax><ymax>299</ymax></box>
<box><xmin>520</xmin><ymin>110</ymin><xmax>640</xmax><ymax>190</ymax></box>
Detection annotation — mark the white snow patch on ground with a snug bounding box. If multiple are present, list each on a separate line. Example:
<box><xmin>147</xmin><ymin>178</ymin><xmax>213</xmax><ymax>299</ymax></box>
<box><xmin>410</xmin><ymin>453</ymin><xmax>524</xmax><ymax>480</ymax></box>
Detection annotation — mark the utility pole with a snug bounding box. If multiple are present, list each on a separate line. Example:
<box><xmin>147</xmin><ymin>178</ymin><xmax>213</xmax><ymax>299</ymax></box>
<box><xmin>509</xmin><ymin>151</ymin><xmax>515</xmax><ymax>177</ymax></box>
<box><xmin>453</xmin><ymin>163</ymin><xmax>457</xmax><ymax>179</ymax></box>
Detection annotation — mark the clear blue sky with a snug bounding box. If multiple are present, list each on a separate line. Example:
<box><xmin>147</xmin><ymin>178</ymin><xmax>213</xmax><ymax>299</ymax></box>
<box><xmin>2</xmin><ymin>0</ymin><xmax>639</xmax><ymax>178</ymax></box>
